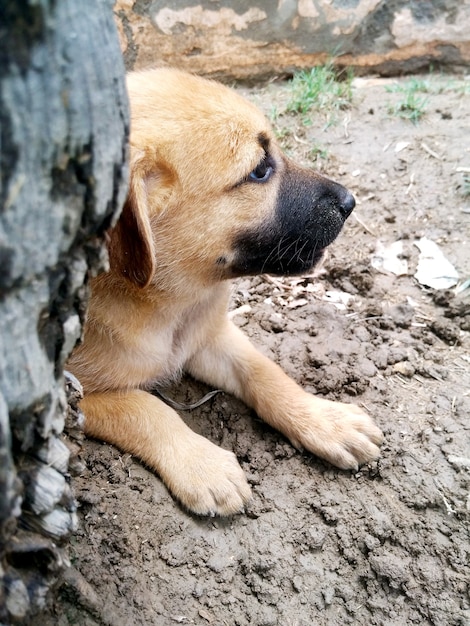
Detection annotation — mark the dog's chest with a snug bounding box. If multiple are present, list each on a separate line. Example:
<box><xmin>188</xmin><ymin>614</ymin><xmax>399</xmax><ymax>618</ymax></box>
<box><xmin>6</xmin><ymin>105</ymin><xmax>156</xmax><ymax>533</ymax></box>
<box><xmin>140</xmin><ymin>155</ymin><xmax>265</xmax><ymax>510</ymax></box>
<box><xmin>135</xmin><ymin>303</ymin><xmax>210</xmax><ymax>383</ymax></box>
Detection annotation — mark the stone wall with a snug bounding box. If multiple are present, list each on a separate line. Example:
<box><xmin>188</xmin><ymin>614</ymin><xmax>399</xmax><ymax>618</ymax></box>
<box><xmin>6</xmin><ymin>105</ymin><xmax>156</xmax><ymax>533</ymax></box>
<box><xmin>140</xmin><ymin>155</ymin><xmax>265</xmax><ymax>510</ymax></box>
<box><xmin>0</xmin><ymin>0</ymin><xmax>128</xmax><ymax>621</ymax></box>
<box><xmin>115</xmin><ymin>0</ymin><xmax>470</xmax><ymax>80</ymax></box>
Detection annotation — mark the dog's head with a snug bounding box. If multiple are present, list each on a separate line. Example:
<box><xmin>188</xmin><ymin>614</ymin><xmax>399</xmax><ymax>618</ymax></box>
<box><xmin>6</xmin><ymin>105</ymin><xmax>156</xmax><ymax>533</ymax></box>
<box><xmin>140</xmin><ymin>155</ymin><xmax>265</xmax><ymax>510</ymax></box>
<box><xmin>109</xmin><ymin>68</ymin><xmax>355</xmax><ymax>290</ymax></box>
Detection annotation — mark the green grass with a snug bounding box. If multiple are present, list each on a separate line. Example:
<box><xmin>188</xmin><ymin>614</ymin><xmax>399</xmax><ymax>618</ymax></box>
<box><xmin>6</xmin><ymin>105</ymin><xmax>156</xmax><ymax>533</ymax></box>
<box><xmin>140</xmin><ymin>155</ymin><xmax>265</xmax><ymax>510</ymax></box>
<box><xmin>386</xmin><ymin>77</ymin><xmax>432</xmax><ymax>95</ymax></box>
<box><xmin>388</xmin><ymin>91</ymin><xmax>428</xmax><ymax>123</ymax></box>
<box><xmin>385</xmin><ymin>74</ymin><xmax>470</xmax><ymax>122</ymax></box>
<box><xmin>442</xmin><ymin>77</ymin><xmax>470</xmax><ymax>96</ymax></box>
<box><xmin>309</xmin><ymin>144</ymin><xmax>328</xmax><ymax>161</ymax></box>
<box><xmin>456</xmin><ymin>80</ymin><xmax>470</xmax><ymax>95</ymax></box>
<box><xmin>267</xmin><ymin>107</ymin><xmax>290</xmax><ymax>144</ymax></box>
<box><xmin>387</xmin><ymin>73</ymin><xmax>470</xmax><ymax>97</ymax></box>
<box><xmin>286</xmin><ymin>62</ymin><xmax>354</xmax><ymax>121</ymax></box>
<box><xmin>386</xmin><ymin>79</ymin><xmax>428</xmax><ymax>123</ymax></box>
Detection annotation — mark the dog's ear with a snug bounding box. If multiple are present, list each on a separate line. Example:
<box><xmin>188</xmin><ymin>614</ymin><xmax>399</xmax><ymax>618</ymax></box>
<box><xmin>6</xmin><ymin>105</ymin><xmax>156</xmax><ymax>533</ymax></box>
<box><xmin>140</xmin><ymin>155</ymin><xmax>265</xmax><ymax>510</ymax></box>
<box><xmin>108</xmin><ymin>156</ymin><xmax>156</xmax><ymax>288</ymax></box>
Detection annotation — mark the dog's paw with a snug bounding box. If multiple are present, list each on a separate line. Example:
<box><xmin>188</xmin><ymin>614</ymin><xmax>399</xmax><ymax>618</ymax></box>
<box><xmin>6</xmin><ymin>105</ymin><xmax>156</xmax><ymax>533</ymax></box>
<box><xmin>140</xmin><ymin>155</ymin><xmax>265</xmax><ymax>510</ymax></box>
<box><xmin>160</xmin><ymin>433</ymin><xmax>252</xmax><ymax>517</ymax></box>
<box><xmin>289</xmin><ymin>396</ymin><xmax>383</xmax><ymax>471</ymax></box>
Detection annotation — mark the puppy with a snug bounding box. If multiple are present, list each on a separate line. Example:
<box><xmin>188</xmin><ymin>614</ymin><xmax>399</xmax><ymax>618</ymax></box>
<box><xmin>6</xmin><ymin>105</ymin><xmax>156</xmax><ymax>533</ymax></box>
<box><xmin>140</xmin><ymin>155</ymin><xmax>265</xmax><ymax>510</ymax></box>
<box><xmin>68</xmin><ymin>68</ymin><xmax>383</xmax><ymax>516</ymax></box>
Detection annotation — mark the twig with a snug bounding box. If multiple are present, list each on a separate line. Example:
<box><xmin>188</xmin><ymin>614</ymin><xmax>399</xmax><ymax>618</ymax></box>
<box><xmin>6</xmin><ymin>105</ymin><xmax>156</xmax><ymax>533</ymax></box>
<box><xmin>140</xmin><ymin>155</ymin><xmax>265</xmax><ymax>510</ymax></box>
<box><xmin>405</xmin><ymin>172</ymin><xmax>415</xmax><ymax>195</ymax></box>
<box><xmin>435</xmin><ymin>483</ymin><xmax>456</xmax><ymax>515</ymax></box>
<box><xmin>263</xmin><ymin>274</ymin><xmax>293</xmax><ymax>291</ymax></box>
<box><xmin>293</xmin><ymin>134</ymin><xmax>308</xmax><ymax>145</ymax></box>
<box><xmin>421</xmin><ymin>142</ymin><xmax>443</xmax><ymax>160</ymax></box>
<box><xmin>343</xmin><ymin>114</ymin><xmax>351</xmax><ymax>139</ymax></box>
<box><xmin>352</xmin><ymin>212</ymin><xmax>376</xmax><ymax>236</ymax></box>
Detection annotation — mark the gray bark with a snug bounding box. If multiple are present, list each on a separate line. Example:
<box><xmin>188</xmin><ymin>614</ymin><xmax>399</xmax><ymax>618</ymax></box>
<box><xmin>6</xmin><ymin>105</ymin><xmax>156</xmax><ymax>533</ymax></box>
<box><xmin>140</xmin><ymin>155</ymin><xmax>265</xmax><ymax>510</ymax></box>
<box><xmin>0</xmin><ymin>0</ymin><xmax>128</xmax><ymax>621</ymax></box>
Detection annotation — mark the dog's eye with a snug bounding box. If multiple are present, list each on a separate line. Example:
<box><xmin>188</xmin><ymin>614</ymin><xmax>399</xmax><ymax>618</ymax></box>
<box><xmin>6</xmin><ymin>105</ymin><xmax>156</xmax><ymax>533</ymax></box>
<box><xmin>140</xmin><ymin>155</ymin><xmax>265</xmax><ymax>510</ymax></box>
<box><xmin>249</xmin><ymin>157</ymin><xmax>273</xmax><ymax>183</ymax></box>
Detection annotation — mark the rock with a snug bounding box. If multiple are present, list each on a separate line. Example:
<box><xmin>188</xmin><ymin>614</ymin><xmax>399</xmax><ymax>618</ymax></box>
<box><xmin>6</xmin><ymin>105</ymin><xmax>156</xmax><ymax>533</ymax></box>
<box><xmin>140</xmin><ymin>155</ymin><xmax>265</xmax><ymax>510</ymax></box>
<box><xmin>430</xmin><ymin>318</ymin><xmax>461</xmax><ymax>345</ymax></box>
<box><xmin>114</xmin><ymin>0</ymin><xmax>470</xmax><ymax>80</ymax></box>
<box><xmin>369</xmin><ymin>550</ymin><xmax>411</xmax><ymax>589</ymax></box>
<box><xmin>393</xmin><ymin>361</ymin><xmax>416</xmax><ymax>377</ymax></box>
<box><xmin>356</xmin><ymin>357</ymin><xmax>378</xmax><ymax>378</ymax></box>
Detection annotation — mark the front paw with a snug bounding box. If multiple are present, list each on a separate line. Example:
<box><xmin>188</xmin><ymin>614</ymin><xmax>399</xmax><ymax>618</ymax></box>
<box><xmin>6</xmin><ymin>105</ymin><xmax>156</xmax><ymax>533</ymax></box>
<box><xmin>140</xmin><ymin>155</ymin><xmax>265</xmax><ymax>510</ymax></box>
<box><xmin>160</xmin><ymin>433</ymin><xmax>252</xmax><ymax>517</ymax></box>
<box><xmin>289</xmin><ymin>396</ymin><xmax>383</xmax><ymax>470</ymax></box>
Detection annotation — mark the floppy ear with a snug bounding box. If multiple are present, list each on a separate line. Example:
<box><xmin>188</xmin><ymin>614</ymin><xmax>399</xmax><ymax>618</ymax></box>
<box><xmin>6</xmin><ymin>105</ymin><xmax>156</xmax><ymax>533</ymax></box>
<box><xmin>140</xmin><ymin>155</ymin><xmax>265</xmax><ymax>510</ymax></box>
<box><xmin>108</xmin><ymin>158</ymin><xmax>156</xmax><ymax>288</ymax></box>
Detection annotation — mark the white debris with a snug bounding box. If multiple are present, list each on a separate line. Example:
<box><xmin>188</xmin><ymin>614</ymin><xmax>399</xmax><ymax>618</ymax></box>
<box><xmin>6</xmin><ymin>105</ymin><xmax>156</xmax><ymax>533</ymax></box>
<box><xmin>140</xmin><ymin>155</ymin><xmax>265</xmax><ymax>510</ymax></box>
<box><xmin>323</xmin><ymin>290</ymin><xmax>353</xmax><ymax>310</ymax></box>
<box><xmin>371</xmin><ymin>240</ymin><xmax>408</xmax><ymax>276</ymax></box>
<box><xmin>395</xmin><ymin>141</ymin><xmax>410</xmax><ymax>153</ymax></box>
<box><xmin>414</xmin><ymin>237</ymin><xmax>459</xmax><ymax>290</ymax></box>
<box><xmin>447</xmin><ymin>455</ymin><xmax>470</xmax><ymax>469</ymax></box>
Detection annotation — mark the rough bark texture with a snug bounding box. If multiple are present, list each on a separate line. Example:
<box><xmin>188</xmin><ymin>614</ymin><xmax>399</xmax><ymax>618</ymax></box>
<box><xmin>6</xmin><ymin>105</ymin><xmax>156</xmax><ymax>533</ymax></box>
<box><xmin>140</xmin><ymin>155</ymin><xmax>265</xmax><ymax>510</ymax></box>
<box><xmin>115</xmin><ymin>0</ymin><xmax>470</xmax><ymax>80</ymax></box>
<box><xmin>0</xmin><ymin>0</ymin><xmax>128</xmax><ymax>622</ymax></box>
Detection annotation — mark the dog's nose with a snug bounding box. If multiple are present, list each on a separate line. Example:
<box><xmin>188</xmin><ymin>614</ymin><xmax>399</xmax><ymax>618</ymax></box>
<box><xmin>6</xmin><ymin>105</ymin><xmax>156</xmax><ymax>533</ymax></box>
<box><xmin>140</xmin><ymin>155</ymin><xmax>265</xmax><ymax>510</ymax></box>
<box><xmin>339</xmin><ymin>191</ymin><xmax>356</xmax><ymax>218</ymax></box>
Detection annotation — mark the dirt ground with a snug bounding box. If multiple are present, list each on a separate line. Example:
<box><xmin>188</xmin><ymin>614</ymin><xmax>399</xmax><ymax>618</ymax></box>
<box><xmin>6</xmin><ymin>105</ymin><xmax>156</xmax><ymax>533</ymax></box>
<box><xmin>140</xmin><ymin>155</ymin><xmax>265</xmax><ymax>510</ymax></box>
<box><xmin>43</xmin><ymin>74</ymin><xmax>469</xmax><ymax>626</ymax></box>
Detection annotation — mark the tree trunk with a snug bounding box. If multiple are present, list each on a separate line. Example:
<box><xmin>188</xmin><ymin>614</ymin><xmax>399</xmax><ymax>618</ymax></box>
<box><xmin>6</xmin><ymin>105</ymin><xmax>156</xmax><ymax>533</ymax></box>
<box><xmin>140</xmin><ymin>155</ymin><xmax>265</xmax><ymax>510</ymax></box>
<box><xmin>0</xmin><ymin>0</ymin><xmax>128</xmax><ymax>621</ymax></box>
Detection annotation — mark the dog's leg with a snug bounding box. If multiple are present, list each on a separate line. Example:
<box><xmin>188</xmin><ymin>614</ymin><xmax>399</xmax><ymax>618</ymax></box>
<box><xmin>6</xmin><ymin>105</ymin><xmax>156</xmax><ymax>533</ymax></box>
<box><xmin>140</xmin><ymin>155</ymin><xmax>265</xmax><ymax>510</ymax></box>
<box><xmin>80</xmin><ymin>390</ymin><xmax>251</xmax><ymax>515</ymax></box>
<box><xmin>186</xmin><ymin>320</ymin><xmax>383</xmax><ymax>470</ymax></box>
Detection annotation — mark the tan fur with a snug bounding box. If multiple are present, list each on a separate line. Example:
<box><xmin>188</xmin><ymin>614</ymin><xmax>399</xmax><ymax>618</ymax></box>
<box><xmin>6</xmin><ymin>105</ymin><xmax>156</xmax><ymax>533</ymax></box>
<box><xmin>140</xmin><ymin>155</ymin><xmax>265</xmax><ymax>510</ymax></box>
<box><xmin>68</xmin><ymin>68</ymin><xmax>383</xmax><ymax>516</ymax></box>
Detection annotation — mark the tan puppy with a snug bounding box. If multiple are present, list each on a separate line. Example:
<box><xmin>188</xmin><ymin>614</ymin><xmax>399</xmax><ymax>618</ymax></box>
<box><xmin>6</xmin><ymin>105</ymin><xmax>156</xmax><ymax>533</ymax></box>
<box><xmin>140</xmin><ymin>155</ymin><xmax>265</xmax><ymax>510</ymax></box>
<box><xmin>68</xmin><ymin>68</ymin><xmax>383</xmax><ymax>516</ymax></box>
